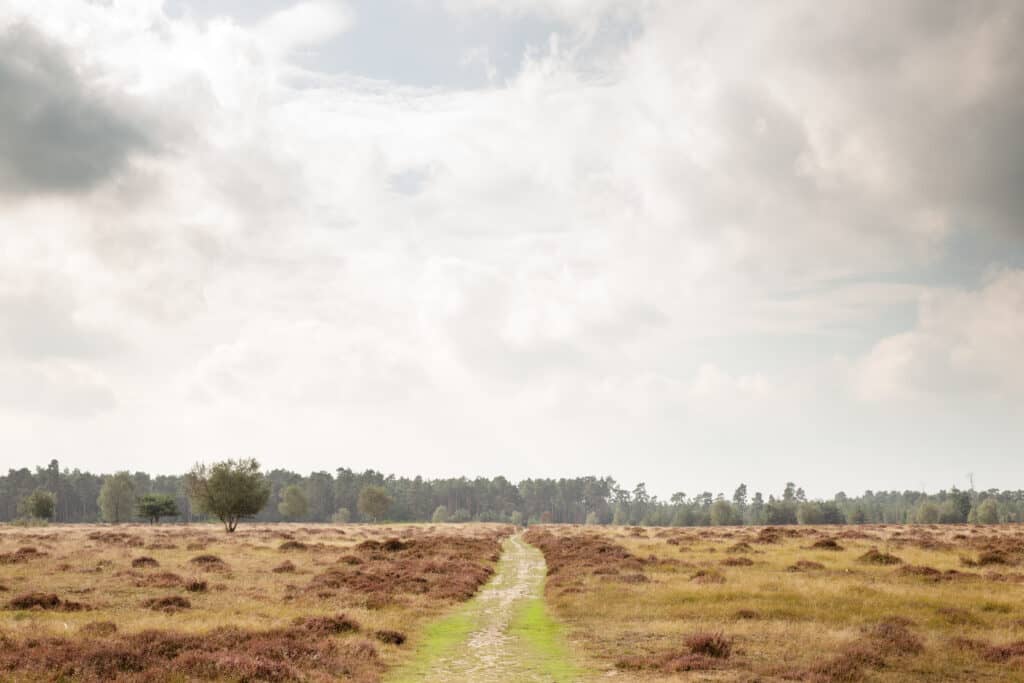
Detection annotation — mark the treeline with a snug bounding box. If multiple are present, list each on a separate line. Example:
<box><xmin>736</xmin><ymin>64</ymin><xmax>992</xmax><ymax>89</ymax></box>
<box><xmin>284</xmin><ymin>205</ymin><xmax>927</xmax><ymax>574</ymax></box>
<box><xmin>2</xmin><ymin>460</ymin><xmax>1023</xmax><ymax>526</ymax></box>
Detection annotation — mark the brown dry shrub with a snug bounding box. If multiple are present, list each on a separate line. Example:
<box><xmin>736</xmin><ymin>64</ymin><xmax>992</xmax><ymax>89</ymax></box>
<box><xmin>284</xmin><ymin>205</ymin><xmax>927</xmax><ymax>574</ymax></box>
<box><xmin>810</xmin><ymin>538</ymin><xmax>844</xmax><ymax>551</ymax></box>
<box><xmin>0</xmin><ymin>625</ymin><xmax>383</xmax><ymax>682</ymax></box>
<box><xmin>787</xmin><ymin>560</ymin><xmax>825</xmax><ymax>572</ymax></box>
<box><xmin>339</xmin><ymin>555</ymin><xmax>364</xmax><ymax>565</ymax></box>
<box><xmin>936</xmin><ymin>607</ymin><xmax>978</xmax><ymax>625</ymax></box>
<box><xmin>81</xmin><ymin>621</ymin><xmax>118</xmax><ymax>637</ymax></box>
<box><xmin>184</xmin><ymin>579</ymin><xmax>208</xmax><ymax>593</ymax></box>
<box><xmin>87</xmin><ymin>532</ymin><xmax>144</xmax><ymax>548</ymax></box>
<box><xmin>139</xmin><ymin>572</ymin><xmax>183</xmax><ymax>588</ymax></box>
<box><xmin>805</xmin><ymin>619</ymin><xmax>922</xmax><ymax>682</ymax></box>
<box><xmin>189</xmin><ymin>554</ymin><xmax>228</xmax><ymax>571</ymax></box>
<box><xmin>523</xmin><ymin>528</ymin><xmax>645</xmax><ymax>590</ymax></box>
<box><xmin>721</xmin><ymin>556</ymin><xmax>754</xmax><ymax>567</ymax></box>
<box><xmin>983</xmin><ymin>641</ymin><xmax>1024</xmax><ymax>662</ymax></box>
<box><xmin>143</xmin><ymin>596</ymin><xmax>191</xmax><ymax>613</ymax></box>
<box><xmin>807</xmin><ymin>645</ymin><xmax>886</xmax><ymax>682</ymax></box>
<box><xmin>726</xmin><ymin>541</ymin><xmax>754</xmax><ymax>553</ymax></box>
<box><xmin>7</xmin><ymin>592</ymin><xmax>61</xmax><ymax>610</ymax></box>
<box><xmin>615</xmin><ymin>632</ymin><xmax>731</xmax><ymax>674</ymax></box>
<box><xmin>858</xmin><ymin>548</ymin><xmax>903</xmax><ymax>565</ymax></box>
<box><xmin>374</xmin><ymin>629</ymin><xmax>406</xmax><ymax>645</ymax></box>
<box><xmin>686</xmin><ymin>632</ymin><xmax>732</xmax><ymax>658</ymax></box>
<box><xmin>310</xmin><ymin>530</ymin><xmax>509</xmax><ymax>606</ymax></box>
<box><xmin>897</xmin><ymin>564</ymin><xmax>941</xmax><ymax>579</ymax></box>
<box><xmin>977</xmin><ymin>550</ymin><xmax>1011</xmax><ymax>566</ymax></box>
<box><xmin>272</xmin><ymin>560</ymin><xmax>297</xmax><ymax>573</ymax></box>
<box><xmin>616</xmin><ymin>573</ymin><xmax>649</xmax><ymax>584</ymax></box>
<box><xmin>131</xmin><ymin>556</ymin><xmax>159</xmax><ymax>568</ymax></box>
<box><xmin>734</xmin><ymin>609</ymin><xmax>759</xmax><ymax>620</ymax></box>
<box><xmin>868</xmin><ymin>619</ymin><xmax>924</xmax><ymax>656</ymax></box>
<box><xmin>278</xmin><ymin>540</ymin><xmax>308</xmax><ymax>551</ymax></box>
<box><xmin>381</xmin><ymin>538</ymin><xmax>409</xmax><ymax>552</ymax></box>
<box><xmin>0</xmin><ymin>546</ymin><xmax>46</xmax><ymax>564</ymax></box>
<box><xmin>293</xmin><ymin>614</ymin><xmax>360</xmax><ymax>635</ymax></box>
<box><xmin>690</xmin><ymin>570</ymin><xmax>725</xmax><ymax>584</ymax></box>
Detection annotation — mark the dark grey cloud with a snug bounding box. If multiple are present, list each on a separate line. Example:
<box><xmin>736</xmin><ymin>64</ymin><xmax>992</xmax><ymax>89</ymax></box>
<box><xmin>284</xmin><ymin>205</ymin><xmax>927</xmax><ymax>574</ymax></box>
<box><xmin>0</xmin><ymin>24</ymin><xmax>151</xmax><ymax>195</ymax></box>
<box><xmin>781</xmin><ymin>1</ymin><xmax>1024</xmax><ymax>238</ymax></box>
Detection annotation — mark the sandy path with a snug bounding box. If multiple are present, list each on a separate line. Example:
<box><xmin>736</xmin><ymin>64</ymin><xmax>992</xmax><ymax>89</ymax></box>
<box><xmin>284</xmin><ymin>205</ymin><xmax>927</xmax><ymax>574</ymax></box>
<box><xmin>393</xmin><ymin>533</ymin><xmax>573</xmax><ymax>682</ymax></box>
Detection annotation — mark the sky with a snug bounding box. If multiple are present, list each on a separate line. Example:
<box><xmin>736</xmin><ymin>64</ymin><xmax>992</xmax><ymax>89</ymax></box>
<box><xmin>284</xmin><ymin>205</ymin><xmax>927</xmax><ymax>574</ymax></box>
<box><xmin>0</xmin><ymin>0</ymin><xmax>1022</xmax><ymax>499</ymax></box>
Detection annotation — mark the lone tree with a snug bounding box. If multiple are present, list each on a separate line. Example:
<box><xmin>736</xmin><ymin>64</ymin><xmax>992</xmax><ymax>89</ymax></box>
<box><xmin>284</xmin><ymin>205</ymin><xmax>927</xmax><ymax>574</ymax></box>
<box><xmin>185</xmin><ymin>459</ymin><xmax>270</xmax><ymax>532</ymax></box>
<box><xmin>357</xmin><ymin>485</ymin><xmax>392</xmax><ymax>522</ymax></box>
<box><xmin>98</xmin><ymin>472</ymin><xmax>136</xmax><ymax>523</ymax></box>
<box><xmin>277</xmin><ymin>484</ymin><xmax>309</xmax><ymax>520</ymax></box>
<box><xmin>137</xmin><ymin>494</ymin><xmax>179</xmax><ymax>524</ymax></box>
<box><xmin>19</xmin><ymin>489</ymin><xmax>56</xmax><ymax>521</ymax></box>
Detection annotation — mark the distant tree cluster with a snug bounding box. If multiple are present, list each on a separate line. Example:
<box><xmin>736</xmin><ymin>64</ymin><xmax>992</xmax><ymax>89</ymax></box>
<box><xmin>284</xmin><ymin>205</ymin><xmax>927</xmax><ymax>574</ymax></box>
<box><xmin>2</xmin><ymin>460</ymin><xmax>1023</xmax><ymax>527</ymax></box>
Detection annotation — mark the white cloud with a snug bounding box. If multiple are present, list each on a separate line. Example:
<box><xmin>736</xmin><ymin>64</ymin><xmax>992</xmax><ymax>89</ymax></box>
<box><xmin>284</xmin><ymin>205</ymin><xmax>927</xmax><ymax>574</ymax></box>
<box><xmin>854</xmin><ymin>270</ymin><xmax>1024</xmax><ymax>402</ymax></box>
<box><xmin>256</xmin><ymin>1</ymin><xmax>353</xmax><ymax>55</ymax></box>
<box><xmin>0</xmin><ymin>1</ymin><xmax>1020</xmax><ymax>493</ymax></box>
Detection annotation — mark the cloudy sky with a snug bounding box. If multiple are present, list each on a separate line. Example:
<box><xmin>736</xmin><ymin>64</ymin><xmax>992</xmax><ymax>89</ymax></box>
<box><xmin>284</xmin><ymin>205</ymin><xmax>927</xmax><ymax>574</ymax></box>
<box><xmin>1</xmin><ymin>0</ymin><xmax>1022</xmax><ymax>498</ymax></box>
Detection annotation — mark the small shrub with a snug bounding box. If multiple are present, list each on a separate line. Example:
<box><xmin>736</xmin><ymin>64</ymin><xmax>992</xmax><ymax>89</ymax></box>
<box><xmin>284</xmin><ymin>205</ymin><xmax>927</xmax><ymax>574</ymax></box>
<box><xmin>977</xmin><ymin>550</ymin><xmax>1010</xmax><ymax>566</ymax></box>
<box><xmin>131</xmin><ymin>556</ymin><xmax>160</xmax><ymax>568</ymax></box>
<box><xmin>810</xmin><ymin>538</ymin><xmax>844</xmax><ymax>551</ymax></box>
<box><xmin>279</xmin><ymin>540</ymin><xmax>308</xmax><ymax>551</ymax></box>
<box><xmin>734</xmin><ymin>609</ymin><xmax>759</xmax><ymax>620</ymax></box>
<box><xmin>787</xmin><ymin>560</ymin><xmax>825</xmax><ymax>572</ymax></box>
<box><xmin>617</xmin><ymin>573</ymin><xmax>649</xmax><ymax>584</ymax></box>
<box><xmin>686</xmin><ymin>632</ymin><xmax>732</xmax><ymax>658</ymax></box>
<box><xmin>143</xmin><ymin>596</ymin><xmax>191</xmax><ymax>613</ymax></box>
<box><xmin>273</xmin><ymin>560</ymin><xmax>297</xmax><ymax>573</ymax></box>
<box><xmin>381</xmin><ymin>538</ymin><xmax>409</xmax><ymax>552</ymax></box>
<box><xmin>858</xmin><ymin>548</ymin><xmax>903</xmax><ymax>565</ymax></box>
<box><xmin>375</xmin><ymin>629</ymin><xmax>406</xmax><ymax>645</ymax></box>
<box><xmin>869</xmin><ymin>619</ymin><xmax>924</xmax><ymax>656</ymax></box>
<box><xmin>721</xmin><ymin>556</ymin><xmax>753</xmax><ymax>567</ymax></box>
<box><xmin>897</xmin><ymin>564</ymin><xmax>941</xmax><ymax>579</ymax></box>
<box><xmin>141</xmin><ymin>572</ymin><xmax>184</xmax><ymax>588</ymax></box>
<box><xmin>936</xmin><ymin>607</ymin><xmax>977</xmax><ymax>625</ymax></box>
<box><xmin>189</xmin><ymin>554</ymin><xmax>227</xmax><ymax>571</ymax></box>
<box><xmin>7</xmin><ymin>592</ymin><xmax>61</xmax><ymax>610</ymax></box>
<box><xmin>983</xmin><ymin>641</ymin><xmax>1024</xmax><ymax>662</ymax></box>
<box><xmin>690</xmin><ymin>570</ymin><xmax>726</xmax><ymax>584</ymax></box>
<box><xmin>81</xmin><ymin>621</ymin><xmax>118</xmax><ymax>637</ymax></box>
<box><xmin>184</xmin><ymin>579</ymin><xmax>208</xmax><ymax>593</ymax></box>
<box><xmin>293</xmin><ymin>614</ymin><xmax>360</xmax><ymax>634</ymax></box>
<box><xmin>0</xmin><ymin>547</ymin><xmax>45</xmax><ymax>565</ymax></box>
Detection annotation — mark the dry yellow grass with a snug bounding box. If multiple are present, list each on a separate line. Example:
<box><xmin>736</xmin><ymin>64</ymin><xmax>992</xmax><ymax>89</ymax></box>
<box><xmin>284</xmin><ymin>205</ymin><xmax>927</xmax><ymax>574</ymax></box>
<box><xmin>528</xmin><ymin>523</ymin><xmax>1024</xmax><ymax>682</ymax></box>
<box><xmin>0</xmin><ymin>522</ymin><xmax>511</xmax><ymax>681</ymax></box>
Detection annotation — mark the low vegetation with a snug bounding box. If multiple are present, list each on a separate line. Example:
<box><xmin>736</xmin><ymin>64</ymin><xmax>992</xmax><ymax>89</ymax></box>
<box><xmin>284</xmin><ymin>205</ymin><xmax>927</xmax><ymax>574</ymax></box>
<box><xmin>526</xmin><ymin>523</ymin><xmax>1024</xmax><ymax>681</ymax></box>
<box><xmin>0</xmin><ymin>522</ymin><xmax>512</xmax><ymax>681</ymax></box>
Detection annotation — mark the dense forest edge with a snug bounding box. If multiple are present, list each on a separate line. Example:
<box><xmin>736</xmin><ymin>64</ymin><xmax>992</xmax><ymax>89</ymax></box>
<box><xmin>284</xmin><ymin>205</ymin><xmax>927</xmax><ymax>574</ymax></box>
<box><xmin>1</xmin><ymin>459</ymin><xmax>1018</xmax><ymax>526</ymax></box>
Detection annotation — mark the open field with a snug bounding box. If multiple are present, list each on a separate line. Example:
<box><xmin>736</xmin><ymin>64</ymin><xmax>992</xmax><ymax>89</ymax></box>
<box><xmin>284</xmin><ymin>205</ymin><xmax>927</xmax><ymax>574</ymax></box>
<box><xmin>0</xmin><ymin>522</ymin><xmax>512</xmax><ymax>681</ymax></box>
<box><xmin>5</xmin><ymin>522</ymin><xmax>1024</xmax><ymax>681</ymax></box>
<box><xmin>526</xmin><ymin>524</ymin><xmax>1024</xmax><ymax>681</ymax></box>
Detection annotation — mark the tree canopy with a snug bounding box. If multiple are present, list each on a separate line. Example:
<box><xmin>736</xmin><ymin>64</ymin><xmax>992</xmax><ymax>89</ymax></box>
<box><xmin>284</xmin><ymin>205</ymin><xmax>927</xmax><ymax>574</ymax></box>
<box><xmin>357</xmin><ymin>485</ymin><xmax>392</xmax><ymax>522</ymax></box>
<box><xmin>184</xmin><ymin>459</ymin><xmax>270</xmax><ymax>532</ymax></box>
<box><xmin>18</xmin><ymin>489</ymin><xmax>55</xmax><ymax>521</ymax></box>
<box><xmin>278</xmin><ymin>484</ymin><xmax>309</xmax><ymax>520</ymax></box>
<box><xmin>98</xmin><ymin>472</ymin><xmax>136</xmax><ymax>524</ymax></box>
<box><xmin>136</xmin><ymin>493</ymin><xmax>178</xmax><ymax>524</ymax></box>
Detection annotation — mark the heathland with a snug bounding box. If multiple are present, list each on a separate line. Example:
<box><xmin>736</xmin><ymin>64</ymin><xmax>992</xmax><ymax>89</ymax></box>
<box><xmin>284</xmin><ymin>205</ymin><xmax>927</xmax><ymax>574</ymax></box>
<box><xmin>0</xmin><ymin>522</ymin><xmax>511</xmax><ymax>681</ymax></box>
<box><xmin>3</xmin><ymin>521</ymin><xmax>1024</xmax><ymax>681</ymax></box>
